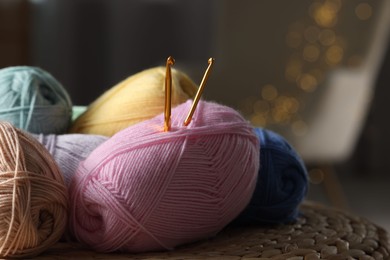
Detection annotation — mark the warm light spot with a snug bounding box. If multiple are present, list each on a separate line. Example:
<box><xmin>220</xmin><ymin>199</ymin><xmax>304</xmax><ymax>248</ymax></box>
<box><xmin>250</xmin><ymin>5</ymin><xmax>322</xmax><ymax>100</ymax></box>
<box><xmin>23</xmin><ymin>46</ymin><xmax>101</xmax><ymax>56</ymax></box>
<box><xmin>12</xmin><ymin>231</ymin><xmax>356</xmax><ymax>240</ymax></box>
<box><xmin>261</xmin><ymin>84</ymin><xmax>278</xmax><ymax>101</ymax></box>
<box><xmin>272</xmin><ymin>96</ymin><xmax>299</xmax><ymax>119</ymax></box>
<box><xmin>325</xmin><ymin>45</ymin><xmax>344</xmax><ymax>65</ymax></box>
<box><xmin>272</xmin><ymin>96</ymin><xmax>291</xmax><ymax>123</ymax></box>
<box><xmin>309</xmin><ymin>2</ymin><xmax>321</xmax><ymax>18</ymax></box>
<box><xmin>251</xmin><ymin>114</ymin><xmax>267</xmax><ymax>127</ymax></box>
<box><xmin>347</xmin><ymin>55</ymin><xmax>363</xmax><ymax>67</ymax></box>
<box><xmin>292</xmin><ymin>120</ymin><xmax>308</xmax><ymax>136</ymax></box>
<box><xmin>319</xmin><ymin>29</ymin><xmax>336</xmax><ymax>46</ymax></box>
<box><xmin>286</xmin><ymin>31</ymin><xmax>303</xmax><ymax>48</ymax></box>
<box><xmin>285</xmin><ymin>97</ymin><xmax>300</xmax><ymax>113</ymax></box>
<box><xmin>309</xmin><ymin>168</ymin><xmax>325</xmax><ymax>184</ymax></box>
<box><xmin>303</xmin><ymin>44</ymin><xmax>321</xmax><ymax>62</ymax></box>
<box><xmin>285</xmin><ymin>59</ymin><xmax>303</xmax><ymax>82</ymax></box>
<box><xmin>298</xmin><ymin>73</ymin><xmax>318</xmax><ymax>92</ymax></box>
<box><xmin>275</xmin><ymin>96</ymin><xmax>288</xmax><ymax>109</ymax></box>
<box><xmin>355</xmin><ymin>3</ymin><xmax>372</xmax><ymax>20</ymax></box>
<box><xmin>253</xmin><ymin>100</ymin><xmax>270</xmax><ymax>115</ymax></box>
<box><xmin>312</xmin><ymin>2</ymin><xmax>339</xmax><ymax>28</ymax></box>
<box><xmin>272</xmin><ymin>108</ymin><xmax>290</xmax><ymax>124</ymax></box>
<box><xmin>304</xmin><ymin>26</ymin><xmax>320</xmax><ymax>43</ymax></box>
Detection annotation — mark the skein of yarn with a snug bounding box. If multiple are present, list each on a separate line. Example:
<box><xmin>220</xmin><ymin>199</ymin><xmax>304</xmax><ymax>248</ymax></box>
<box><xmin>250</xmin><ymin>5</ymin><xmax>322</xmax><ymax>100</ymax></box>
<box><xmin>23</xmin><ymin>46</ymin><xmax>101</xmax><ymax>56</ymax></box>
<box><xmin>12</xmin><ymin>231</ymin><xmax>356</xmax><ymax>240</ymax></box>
<box><xmin>69</xmin><ymin>100</ymin><xmax>259</xmax><ymax>253</ymax></box>
<box><xmin>233</xmin><ymin>128</ymin><xmax>308</xmax><ymax>225</ymax></box>
<box><xmin>32</xmin><ymin>133</ymin><xmax>108</xmax><ymax>187</ymax></box>
<box><xmin>70</xmin><ymin>67</ymin><xmax>198</xmax><ymax>136</ymax></box>
<box><xmin>0</xmin><ymin>121</ymin><xmax>68</xmax><ymax>258</ymax></box>
<box><xmin>35</xmin><ymin>126</ymin><xmax>307</xmax><ymax>229</ymax></box>
<box><xmin>72</xmin><ymin>106</ymin><xmax>87</xmax><ymax>121</ymax></box>
<box><xmin>0</xmin><ymin>66</ymin><xmax>73</xmax><ymax>134</ymax></box>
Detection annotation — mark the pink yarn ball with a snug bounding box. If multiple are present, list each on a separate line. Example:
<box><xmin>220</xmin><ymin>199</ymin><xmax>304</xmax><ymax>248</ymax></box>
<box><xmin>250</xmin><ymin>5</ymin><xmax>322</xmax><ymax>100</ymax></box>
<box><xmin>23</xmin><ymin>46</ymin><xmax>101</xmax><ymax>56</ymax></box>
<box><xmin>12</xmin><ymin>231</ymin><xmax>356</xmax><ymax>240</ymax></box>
<box><xmin>69</xmin><ymin>100</ymin><xmax>259</xmax><ymax>253</ymax></box>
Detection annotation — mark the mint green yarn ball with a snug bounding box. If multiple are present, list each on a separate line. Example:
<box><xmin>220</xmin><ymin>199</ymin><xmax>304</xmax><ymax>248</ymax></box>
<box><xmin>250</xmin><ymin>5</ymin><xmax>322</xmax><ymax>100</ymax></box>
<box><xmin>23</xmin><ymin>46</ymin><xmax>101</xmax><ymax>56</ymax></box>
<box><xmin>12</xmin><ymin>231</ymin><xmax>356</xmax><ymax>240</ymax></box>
<box><xmin>0</xmin><ymin>66</ymin><xmax>72</xmax><ymax>134</ymax></box>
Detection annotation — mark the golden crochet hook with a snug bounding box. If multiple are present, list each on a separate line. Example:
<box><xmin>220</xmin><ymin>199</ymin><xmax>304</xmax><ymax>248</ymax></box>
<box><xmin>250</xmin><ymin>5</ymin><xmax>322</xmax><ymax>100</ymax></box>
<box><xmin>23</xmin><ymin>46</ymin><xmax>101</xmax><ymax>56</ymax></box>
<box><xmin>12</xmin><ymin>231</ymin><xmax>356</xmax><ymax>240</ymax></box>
<box><xmin>184</xmin><ymin>57</ymin><xmax>215</xmax><ymax>126</ymax></box>
<box><xmin>164</xmin><ymin>56</ymin><xmax>175</xmax><ymax>132</ymax></box>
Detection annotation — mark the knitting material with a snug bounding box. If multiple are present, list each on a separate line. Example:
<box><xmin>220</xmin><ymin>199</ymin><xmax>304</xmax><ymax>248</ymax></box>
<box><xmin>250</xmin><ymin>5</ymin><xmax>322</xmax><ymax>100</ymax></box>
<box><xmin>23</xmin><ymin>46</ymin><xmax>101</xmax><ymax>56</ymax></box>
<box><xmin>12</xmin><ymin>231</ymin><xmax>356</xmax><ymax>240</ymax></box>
<box><xmin>72</xmin><ymin>106</ymin><xmax>87</xmax><ymax>121</ymax></box>
<box><xmin>70</xmin><ymin>67</ymin><xmax>198</xmax><ymax>136</ymax></box>
<box><xmin>32</xmin><ymin>133</ymin><xmax>108</xmax><ymax>187</ymax></box>
<box><xmin>233</xmin><ymin>128</ymin><xmax>308</xmax><ymax>225</ymax></box>
<box><xmin>33</xmin><ymin>127</ymin><xmax>307</xmax><ymax>229</ymax></box>
<box><xmin>0</xmin><ymin>66</ymin><xmax>72</xmax><ymax>134</ymax></box>
<box><xmin>0</xmin><ymin>122</ymin><xmax>68</xmax><ymax>258</ymax></box>
<box><xmin>69</xmin><ymin>100</ymin><xmax>259</xmax><ymax>253</ymax></box>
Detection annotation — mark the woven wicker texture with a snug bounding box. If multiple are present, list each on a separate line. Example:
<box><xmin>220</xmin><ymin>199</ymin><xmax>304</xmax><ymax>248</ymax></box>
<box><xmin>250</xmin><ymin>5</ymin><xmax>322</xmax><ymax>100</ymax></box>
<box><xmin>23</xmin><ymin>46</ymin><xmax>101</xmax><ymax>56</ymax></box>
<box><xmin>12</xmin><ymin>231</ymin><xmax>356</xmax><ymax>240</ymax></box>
<box><xmin>37</xmin><ymin>202</ymin><xmax>389</xmax><ymax>259</ymax></box>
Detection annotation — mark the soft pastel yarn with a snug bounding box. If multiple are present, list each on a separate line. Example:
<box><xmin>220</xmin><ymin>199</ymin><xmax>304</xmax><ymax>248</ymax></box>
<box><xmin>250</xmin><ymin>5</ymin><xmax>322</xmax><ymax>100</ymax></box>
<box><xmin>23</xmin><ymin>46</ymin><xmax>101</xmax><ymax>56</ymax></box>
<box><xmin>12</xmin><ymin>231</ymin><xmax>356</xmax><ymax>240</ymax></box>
<box><xmin>32</xmin><ymin>133</ymin><xmax>108</xmax><ymax>187</ymax></box>
<box><xmin>0</xmin><ymin>66</ymin><xmax>73</xmax><ymax>134</ymax></box>
<box><xmin>35</xmin><ymin>128</ymin><xmax>308</xmax><ymax>229</ymax></box>
<box><xmin>72</xmin><ymin>106</ymin><xmax>87</xmax><ymax>121</ymax></box>
<box><xmin>70</xmin><ymin>67</ymin><xmax>198</xmax><ymax>136</ymax></box>
<box><xmin>0</xmin><ymin>121</ymin><xmax>68</xmax><ymax>258</ymax></box>
<box><xmin>233</xmin><ymin>128</ymin><xmax>308</xmax><ymax>225</ymax></box>
<box><xmin>69</xmin><ymin>100</ymin><xmax>259</xmax><ymax>253</ymax></box>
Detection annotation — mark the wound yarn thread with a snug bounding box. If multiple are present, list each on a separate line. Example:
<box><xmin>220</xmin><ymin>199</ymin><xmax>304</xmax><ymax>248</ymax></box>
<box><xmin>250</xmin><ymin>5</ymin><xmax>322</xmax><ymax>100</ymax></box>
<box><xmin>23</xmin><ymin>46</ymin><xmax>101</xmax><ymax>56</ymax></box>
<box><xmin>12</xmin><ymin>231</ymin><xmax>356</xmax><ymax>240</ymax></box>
<box><xmin>233</xmin><ymin>128</ymin><xmax>308</xmax><ymax>225</ymax></box>
<box><xmin>0</xmin><ymin>121</ymin><xmax>68</xmax><ymax>258</ymax></box>
<box><xmin>69</xmin><ymin>100</ymin><xmax>259</xmax><ymax>253</ymax></box>
<box><xmin>72</xmin><ymin>106</ymin><xmax>87</xmax><ymax>121</ymax></box>
<box><xmin>33</xmin><ymin>126</ymin><xmax>307</xmax><ymax>229</ymax></box>
<box><xmin>0</xmin><ymin>66</ymin><xmax>73</xmax><ymax>134</ymax></box>
<box><xmin>32</xmin><ymin>133</ymin><xmax>108</xmax><ymax>187</ymax></box>
<box><xmin>70</xmin><ymin>67</ymin><xmax>198</xmax><ymax>136</ymax></box>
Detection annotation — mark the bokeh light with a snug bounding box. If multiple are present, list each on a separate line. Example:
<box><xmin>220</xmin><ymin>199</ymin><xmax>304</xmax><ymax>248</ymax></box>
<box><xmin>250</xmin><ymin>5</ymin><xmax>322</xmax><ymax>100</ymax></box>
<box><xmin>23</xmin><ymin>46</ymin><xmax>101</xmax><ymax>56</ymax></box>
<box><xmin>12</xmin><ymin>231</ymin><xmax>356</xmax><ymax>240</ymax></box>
<box><xmin>303</xmin><ymin>44</ymin><xmax>321</xmax><ymax>62</ymax></box>
<box><xmin>247</xmin><ymin>0</ymin><xmax>371</xmax><ymax>138</ymax></box>
<box><xmin>261</xmin><ymin>84</ymin><xmax>278</xmax><ymax>101</ymax></box>
<box><xmin>325</xmin><ymin>45</ymin><xmax>344</xmax><ymax>65</ymax></box>
<box><xmin>355</xmin><ymin>3</ymin><xmax>372</xmax><ymax>21</ymax></box>
<box><xmin>311</xmin><ymin>1</ymin><xmax>340</xmax><ymax>28</ymax></box>
<box><xmin>298</xmin><ymin>73</ymin><xmax>318</xmax><ymax>92</ymax></box>
<box><xmin>319</xmin><ymin>29</ymin><xmax>336</xmax><ymax>46</ymax></box>
<box><xmin>304</xmin><ymin>26</ymin><xmax>321</xmax><ymax>43</ymax></box>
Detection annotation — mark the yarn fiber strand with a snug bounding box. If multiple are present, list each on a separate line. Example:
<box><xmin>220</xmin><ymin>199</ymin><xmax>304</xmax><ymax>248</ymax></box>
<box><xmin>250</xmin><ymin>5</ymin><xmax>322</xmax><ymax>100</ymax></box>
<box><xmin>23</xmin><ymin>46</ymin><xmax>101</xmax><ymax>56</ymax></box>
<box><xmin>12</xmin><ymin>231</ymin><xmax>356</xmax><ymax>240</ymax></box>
<box><xmin>70</xmin><ymin>67</ymin><xmax>198</xmax><ymax>136</ymax></box>
<box><xmin>0</xmin><ymin>122</ymin><xmax>68</xmax><ymax>258</ymax></box>
<box><xmin>32</xmin><ymin>133</ymin><xmax>108</xmax><ymax>187</ymax></box>
<box><xmin>70</xmin><ymin>100</ymin><xmax>259</xmax><ymax>253</ymax></box>
<box><xmin>0</xmin><ymin>66</ymin><xmax>73</xmax><ymax>134</ymax></box>
<box><xmin>233</xmin><ymin>128</ymin><xmax>308</xmax><ymax>225</ymax></box>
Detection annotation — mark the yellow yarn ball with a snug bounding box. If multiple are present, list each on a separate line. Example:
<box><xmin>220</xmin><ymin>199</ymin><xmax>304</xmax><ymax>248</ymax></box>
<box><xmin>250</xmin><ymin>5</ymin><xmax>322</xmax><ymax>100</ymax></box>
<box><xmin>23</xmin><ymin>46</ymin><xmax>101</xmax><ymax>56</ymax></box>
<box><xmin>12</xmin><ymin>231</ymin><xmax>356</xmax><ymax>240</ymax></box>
<box><xmin>70</xmin><ymin>67</ymin><xmax>198</xmax><ymax>136</ymax></box>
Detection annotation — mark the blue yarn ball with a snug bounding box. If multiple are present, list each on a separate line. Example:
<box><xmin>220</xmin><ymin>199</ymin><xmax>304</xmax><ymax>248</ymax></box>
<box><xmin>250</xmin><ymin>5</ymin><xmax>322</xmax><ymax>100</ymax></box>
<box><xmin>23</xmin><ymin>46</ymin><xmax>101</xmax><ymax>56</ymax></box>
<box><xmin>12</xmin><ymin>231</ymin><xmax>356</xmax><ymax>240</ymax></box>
<box><xmin>233</xmin><ymin>128</ymin><xmax>308</xmax><ymax>225</ymax></box>
<box><xmin>0</xmin><ymin>66</ymin><xmax>72</xmax><ymax>134</ymax></box>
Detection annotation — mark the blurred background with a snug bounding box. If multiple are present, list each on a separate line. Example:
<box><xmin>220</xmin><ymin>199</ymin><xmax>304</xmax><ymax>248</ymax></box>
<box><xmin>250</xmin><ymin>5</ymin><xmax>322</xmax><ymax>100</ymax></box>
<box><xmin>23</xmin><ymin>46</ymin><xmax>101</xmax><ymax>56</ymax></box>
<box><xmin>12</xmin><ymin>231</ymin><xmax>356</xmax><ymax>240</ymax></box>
<box><xmin>1</xmin><ymin>0</ymin><xmax>389</xmax><ymax>231</ymax></box>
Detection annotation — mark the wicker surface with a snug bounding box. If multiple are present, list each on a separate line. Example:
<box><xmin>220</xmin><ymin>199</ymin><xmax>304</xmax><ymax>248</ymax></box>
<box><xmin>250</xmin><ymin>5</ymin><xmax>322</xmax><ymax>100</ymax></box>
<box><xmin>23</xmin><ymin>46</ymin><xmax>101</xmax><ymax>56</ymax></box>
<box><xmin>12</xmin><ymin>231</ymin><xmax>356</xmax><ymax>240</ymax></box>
<box><xmin>36</xmin><ymin>202</ymin><xmax>389</xmax><ymax>259</ymax></box>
